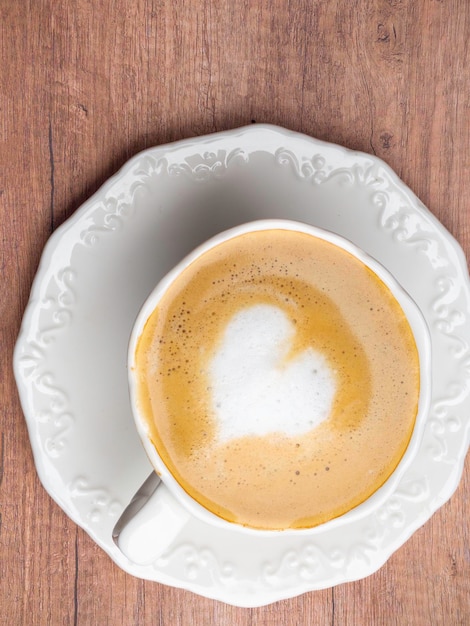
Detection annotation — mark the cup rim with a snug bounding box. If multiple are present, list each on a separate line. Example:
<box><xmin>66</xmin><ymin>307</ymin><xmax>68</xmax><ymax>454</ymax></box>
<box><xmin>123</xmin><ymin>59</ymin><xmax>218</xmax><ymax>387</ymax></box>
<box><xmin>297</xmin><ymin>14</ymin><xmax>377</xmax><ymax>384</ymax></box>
<box><xmin>128</xmin><ymin>218</ymin><xmax>432</xmax><ymax>536</ymax></box>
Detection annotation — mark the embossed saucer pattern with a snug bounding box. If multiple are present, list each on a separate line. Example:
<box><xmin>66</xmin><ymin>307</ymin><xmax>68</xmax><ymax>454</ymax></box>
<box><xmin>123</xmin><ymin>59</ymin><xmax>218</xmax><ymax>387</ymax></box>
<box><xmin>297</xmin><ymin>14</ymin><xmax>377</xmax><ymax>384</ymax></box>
<box><xmin>14</xmin><ymin>125</ymin><xmax>470</xmax><ymax>607</ymax></box>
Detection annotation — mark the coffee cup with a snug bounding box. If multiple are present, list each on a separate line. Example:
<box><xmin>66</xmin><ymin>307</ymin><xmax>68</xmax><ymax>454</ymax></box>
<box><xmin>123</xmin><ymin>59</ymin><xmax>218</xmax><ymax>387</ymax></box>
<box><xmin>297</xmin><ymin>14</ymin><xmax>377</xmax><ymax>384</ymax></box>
<box><xmin>121</xmin><ymin>219</ymin><xmax>431</xmax><ymax>561</ymax></box>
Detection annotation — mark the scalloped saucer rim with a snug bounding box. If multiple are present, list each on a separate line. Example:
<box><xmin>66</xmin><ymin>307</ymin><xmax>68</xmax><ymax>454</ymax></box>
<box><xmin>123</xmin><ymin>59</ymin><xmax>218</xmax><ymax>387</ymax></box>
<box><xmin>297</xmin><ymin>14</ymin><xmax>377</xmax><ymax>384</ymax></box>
<box><xmin>13</xmin><ymin>124</ymin><xmax>470</xmax><ymax>607</ymax></box>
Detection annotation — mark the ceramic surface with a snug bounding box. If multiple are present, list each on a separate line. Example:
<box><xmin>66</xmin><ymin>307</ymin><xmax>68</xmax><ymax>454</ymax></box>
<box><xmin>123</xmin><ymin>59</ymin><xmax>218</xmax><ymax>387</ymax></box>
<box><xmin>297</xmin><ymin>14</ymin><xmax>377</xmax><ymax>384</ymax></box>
<box><xmin>14</xmin><ymin>125</ymin><xmax>470</xmax><ymax>607</ymax></box>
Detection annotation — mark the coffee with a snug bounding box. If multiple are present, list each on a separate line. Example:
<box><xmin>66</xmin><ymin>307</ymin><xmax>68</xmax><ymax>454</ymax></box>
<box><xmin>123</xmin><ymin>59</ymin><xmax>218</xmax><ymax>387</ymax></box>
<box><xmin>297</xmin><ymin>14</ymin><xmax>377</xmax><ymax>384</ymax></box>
<box><xmin>133</xmin><ymin>227</ymin><xmax>420</xmax><ymax>530</ymax></box>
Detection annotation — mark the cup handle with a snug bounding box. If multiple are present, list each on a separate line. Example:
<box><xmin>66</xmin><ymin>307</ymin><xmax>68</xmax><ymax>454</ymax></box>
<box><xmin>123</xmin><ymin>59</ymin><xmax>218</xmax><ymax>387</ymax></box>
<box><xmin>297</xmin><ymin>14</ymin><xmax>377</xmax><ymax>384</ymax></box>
<box><xmin>115</xmin><ymin>475</ymin><xmax>191</xmax><ymax>565</ymax></box>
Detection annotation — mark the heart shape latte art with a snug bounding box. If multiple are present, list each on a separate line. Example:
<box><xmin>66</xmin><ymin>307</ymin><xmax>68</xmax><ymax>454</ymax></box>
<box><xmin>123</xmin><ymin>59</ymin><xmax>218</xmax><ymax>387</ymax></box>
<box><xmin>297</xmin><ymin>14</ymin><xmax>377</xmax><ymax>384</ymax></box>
<box><xmin>209</xmin><ymin>304</ymin><xmax>336</xmax><ymax>441</ymax></box>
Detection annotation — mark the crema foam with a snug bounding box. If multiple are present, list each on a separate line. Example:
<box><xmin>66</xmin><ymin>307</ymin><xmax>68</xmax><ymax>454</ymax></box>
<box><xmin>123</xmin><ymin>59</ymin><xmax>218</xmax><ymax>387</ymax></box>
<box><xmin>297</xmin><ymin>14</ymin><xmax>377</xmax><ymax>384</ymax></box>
<box><xmin>134</xmin><ymin>228</ymin><xmax>420</xmax><ymax>530</ymax></box>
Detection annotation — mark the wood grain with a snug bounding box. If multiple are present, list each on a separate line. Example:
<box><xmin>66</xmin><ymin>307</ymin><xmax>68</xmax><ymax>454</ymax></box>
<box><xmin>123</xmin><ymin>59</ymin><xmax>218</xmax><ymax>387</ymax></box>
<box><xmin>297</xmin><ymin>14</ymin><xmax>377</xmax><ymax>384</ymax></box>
<box><xmin>1</xmin><ymin>0</ymin><xmax>469</xmax><ymax>624</ymax></box>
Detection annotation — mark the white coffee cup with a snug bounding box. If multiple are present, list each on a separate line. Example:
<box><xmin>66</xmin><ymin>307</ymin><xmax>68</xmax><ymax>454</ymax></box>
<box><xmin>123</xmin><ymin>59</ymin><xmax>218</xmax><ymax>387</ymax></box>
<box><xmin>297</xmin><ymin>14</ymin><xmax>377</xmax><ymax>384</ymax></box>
<box><xmin>120</xmin><ymin>220</ymin><xmax>431</xmax><ymax>563</ymax></box>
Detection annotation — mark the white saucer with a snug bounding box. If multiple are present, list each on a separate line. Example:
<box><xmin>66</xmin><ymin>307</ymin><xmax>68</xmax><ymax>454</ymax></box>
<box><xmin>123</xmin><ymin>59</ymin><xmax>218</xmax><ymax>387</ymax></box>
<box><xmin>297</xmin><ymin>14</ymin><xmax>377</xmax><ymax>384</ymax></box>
<box><xmin>14</xmin><ymin>125</ymin><xmax>470</xmax><ymax>607</ymax></box>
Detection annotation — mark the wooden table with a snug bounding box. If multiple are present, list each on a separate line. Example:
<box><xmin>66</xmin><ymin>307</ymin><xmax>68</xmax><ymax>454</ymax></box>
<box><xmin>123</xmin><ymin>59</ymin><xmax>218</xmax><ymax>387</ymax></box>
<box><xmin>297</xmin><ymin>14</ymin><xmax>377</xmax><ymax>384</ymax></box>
<box><xmin>2</xmin><ymin>1</ymin><xmax>469</xmax><ymax>624</ymax></box>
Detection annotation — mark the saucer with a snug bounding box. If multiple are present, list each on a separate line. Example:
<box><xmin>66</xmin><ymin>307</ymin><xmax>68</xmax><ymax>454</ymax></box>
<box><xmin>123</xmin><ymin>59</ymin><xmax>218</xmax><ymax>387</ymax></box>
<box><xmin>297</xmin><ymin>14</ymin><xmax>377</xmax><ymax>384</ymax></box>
<box><xmin>14</xmin><ymin>124</ymin><xmax>470</xmax><ymax>607</ymax></box>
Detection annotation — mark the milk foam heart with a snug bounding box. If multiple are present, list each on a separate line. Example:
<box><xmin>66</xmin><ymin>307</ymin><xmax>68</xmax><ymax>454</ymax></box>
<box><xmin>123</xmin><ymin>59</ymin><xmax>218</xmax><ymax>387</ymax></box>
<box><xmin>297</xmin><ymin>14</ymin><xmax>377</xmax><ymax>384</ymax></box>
<box><xmin>209</xmin><ymin>304</ymin><xmax>336</xmax><ymax>441</ymax></box>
